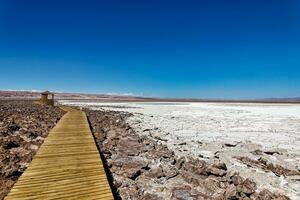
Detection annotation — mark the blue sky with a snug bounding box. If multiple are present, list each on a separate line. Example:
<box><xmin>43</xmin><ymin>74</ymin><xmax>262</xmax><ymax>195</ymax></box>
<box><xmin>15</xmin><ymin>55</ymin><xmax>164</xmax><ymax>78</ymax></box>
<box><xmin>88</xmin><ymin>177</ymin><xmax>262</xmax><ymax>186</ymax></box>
<box><xmin>0</xmin><ymin>0</ymin><xmax>299</xmax><ymax>99</ymax></box>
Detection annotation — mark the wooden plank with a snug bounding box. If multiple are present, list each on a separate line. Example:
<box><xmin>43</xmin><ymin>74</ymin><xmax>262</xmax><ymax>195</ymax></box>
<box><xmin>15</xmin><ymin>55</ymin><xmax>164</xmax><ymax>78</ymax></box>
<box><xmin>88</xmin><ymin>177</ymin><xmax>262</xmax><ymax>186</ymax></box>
<box><xmin>5</xmin><ymin>107</ymin><xmax>113</xmax><ymax>200</ymax></box>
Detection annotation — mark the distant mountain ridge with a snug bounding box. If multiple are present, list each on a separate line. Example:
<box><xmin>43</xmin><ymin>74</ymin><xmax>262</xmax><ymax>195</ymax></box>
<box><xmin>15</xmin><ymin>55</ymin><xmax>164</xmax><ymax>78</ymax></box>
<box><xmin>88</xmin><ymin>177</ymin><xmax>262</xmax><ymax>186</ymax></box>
<box><xmin>262</xmin><ymin>97</ymin><xmax>300</xmax><ymax>101</ymax></box>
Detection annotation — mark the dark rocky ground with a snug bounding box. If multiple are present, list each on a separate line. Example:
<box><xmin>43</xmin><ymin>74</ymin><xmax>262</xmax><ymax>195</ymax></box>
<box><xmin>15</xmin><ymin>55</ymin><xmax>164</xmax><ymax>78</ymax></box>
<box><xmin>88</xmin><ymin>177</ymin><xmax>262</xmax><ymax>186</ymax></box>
<box><xmin>0</xmin><ymin>100</ymin><xmax>65</xmax><ymax>200</ymax></box>
<box><xmin>235</xmin><ymin>156</ymin><xmax>300</xmax><ymax>177</ymax></box>
<box><xmin>86</xmin><ymin>109</ymin><xmax>290</xmax><ymax>200</ymax></box>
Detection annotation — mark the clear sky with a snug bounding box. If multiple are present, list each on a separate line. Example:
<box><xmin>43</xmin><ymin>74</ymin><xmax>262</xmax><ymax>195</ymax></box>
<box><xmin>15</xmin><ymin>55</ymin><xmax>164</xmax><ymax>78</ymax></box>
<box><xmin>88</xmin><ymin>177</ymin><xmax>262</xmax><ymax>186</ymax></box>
<box><xmin>0</xmin><ymin>0</ymin><xmax>299</xmax><ymax>99</ymax></box>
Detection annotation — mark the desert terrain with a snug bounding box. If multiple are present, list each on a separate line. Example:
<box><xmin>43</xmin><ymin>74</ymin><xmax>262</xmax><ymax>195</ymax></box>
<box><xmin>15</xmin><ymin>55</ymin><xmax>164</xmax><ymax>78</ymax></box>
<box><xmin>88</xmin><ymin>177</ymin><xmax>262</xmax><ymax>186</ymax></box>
<box><xmin>61</xmin><ymin>100</ymin><xmax>300</xmax><ymax>199</ymax></box>
<box><xmin>1</xmin><ymin>91</ymin><xmax>299</xmax><ymax>199</ymax></box>
<box><xmin>0</xmin><ymin>100</ymin><xmax>64</xmax><ymax>199</ymax></box>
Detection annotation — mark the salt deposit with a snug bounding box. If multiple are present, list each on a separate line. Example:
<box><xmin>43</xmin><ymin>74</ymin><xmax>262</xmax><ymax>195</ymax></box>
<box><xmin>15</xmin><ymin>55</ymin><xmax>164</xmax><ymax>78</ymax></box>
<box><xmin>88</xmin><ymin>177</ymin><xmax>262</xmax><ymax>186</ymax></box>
<box><xmin>60</xmin><ymin>101</ymin><xmax>300</xmax><ymax>199</ymax></box>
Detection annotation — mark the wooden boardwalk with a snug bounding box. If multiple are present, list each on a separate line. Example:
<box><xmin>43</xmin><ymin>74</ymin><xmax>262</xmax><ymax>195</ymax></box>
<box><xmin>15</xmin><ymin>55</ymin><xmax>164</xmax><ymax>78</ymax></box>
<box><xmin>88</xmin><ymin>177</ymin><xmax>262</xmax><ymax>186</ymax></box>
<box><xmin>5</xmin><ymin>107</ymin><xmax>113</xmax><ymax>200</ymax></box>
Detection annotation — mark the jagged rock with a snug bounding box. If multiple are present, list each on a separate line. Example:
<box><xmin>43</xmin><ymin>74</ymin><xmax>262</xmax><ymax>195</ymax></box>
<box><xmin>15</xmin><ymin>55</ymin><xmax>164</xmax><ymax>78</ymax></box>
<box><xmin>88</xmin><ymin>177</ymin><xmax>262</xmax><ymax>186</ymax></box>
<box><xmin>254</xmin><ymin>150</ymin><xmax>264</xmax><ymax>157</ymax></box>
<box><xmin>85</xmin><ymin>109</ymin><xmax>290</xmax><ymax>200</ymax></box>
<box><xmin>118</xmin><ymin>185</ymin><xmax>140</xmax><ymax>199</ymax></box>
<box><xmin>141</xmin><ymin>193</ymin><xmax>161</xmax><ymax>200</ymax></box>
<box><xmin>180</xmin><ymin>170</ymin><xmax>200</xmax><ymax>186</ymax></box>
<box><xmin>171</xmin><ymin>185</ymin><xmax>198</xmax><ymax>200</ymax></box>
<box><xmin>3</xmin><ymin>140</ymin><xmax>20</xmax><ymax>149</ymax></box>
<box><xmin>213</xmin><ymin>162</ymin><xmax>227</xmax><ymax>171</ymax></box>
<box><xmin>258</xmin><ymin>157</ymin><xmax>268</xmax><ymax>165</ymax></box>
<box><xmin>112</xmin><ymin>157</ymin><xmax>148</xmax><ymax>179</ymax></box>
<box><xmin>232</xmin><ymin>174</ymin><xmax>244</xmax><ymax>185</ymax></box>
<box><xmin>224</xmin><ymin>141</ymin><xmax>239</xmax><ymax>147</ymax></box>
<box><xmin>163</xmin><ymin>164</ymin><xmax>178</xmax><ymax>179</ymax></box>
<box><xmin>117</xmin><ymin>137</ymin><xmax>144</xmax><ymax>156</ymax></box>
<box><xmin>145</xmin><ymin>165</ymin><xmax>164</xmax><ymax>178</ymax></box>
<box><xmin>235</xmin><ymin>156</ymin><xmax>300</xmax><ymax>177</ymax></box>
<box><xmin>264</xmin><ymin>150</ymin><xmax>281</xmax><ymax>155</ymax></box>
<box><xmin>155</xmin><ymin>145</ymin><xmax>174</xmax><ymax>159</ymax></box>
<box><xmin>206</xmin><ymin>166</ymin><xmax>227</xmax><ymax>177</ymax></box>
<box><xmin>178</xmin><ymin>142</ymin><xmax>187</xmax><ymax>145</ymax></box>
<box><xmin>0</xmin><ymin>100</ymin><xmax>64</xmax><ymax>199</ymax></box>
<box><xmin>251</xmin><ymin>189</ymin><xmax>276</xmax><ymax>199</ymax></box>
<box><xmin>242</xmin><ymin>178</ymin><xmax>257</xmax><ymax>194</ymax></box>
<box><xmin>174</xmin><ymin>157</ymin><xmax>186</xmax><ymax>169</ymax></box>
<box><xmin>251</xmin><ymin>189</ymin><xmax>290</xmax><ymax>200</ymax></box>
<box><xmin>224</xmin><ymin>184</ymin><xmax>237</xmax><ymax>199</ymax></box>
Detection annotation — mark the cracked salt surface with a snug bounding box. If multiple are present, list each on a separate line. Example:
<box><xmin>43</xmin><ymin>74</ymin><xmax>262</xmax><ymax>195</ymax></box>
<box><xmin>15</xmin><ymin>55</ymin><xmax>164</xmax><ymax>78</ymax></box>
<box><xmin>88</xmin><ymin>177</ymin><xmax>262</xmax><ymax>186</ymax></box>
<box><xmin>60</xmin><ymin>101</ymin><xmax>300</xmax><ymax>199</ymax></box>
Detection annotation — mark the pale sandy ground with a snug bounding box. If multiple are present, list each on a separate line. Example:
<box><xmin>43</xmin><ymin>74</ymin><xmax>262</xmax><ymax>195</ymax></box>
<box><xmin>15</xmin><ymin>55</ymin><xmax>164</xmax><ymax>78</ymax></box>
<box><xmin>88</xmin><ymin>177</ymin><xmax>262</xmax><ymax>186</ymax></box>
<box><xmin>60</xmin><ymin>101</ymin><xmax>300</xmax><ymax>199</ymax></box>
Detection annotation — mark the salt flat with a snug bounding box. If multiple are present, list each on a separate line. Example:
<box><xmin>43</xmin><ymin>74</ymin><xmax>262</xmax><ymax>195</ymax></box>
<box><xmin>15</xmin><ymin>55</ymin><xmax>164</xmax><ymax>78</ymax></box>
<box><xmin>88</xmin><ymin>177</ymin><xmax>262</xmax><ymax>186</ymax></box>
<box><xmin>60</xmin><ymin>101</ymin><xmax>300</xmax><ymax>199</ymax></box>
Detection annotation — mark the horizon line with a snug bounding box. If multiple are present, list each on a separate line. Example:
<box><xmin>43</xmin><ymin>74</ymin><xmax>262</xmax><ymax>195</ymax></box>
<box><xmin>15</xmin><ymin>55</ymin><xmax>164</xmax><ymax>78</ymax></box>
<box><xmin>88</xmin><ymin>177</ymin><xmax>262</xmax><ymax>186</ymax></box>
<box><xmin>0</xmin><ymin>89</ymin><xmax>300</xmax><ymax>102</ymax></box>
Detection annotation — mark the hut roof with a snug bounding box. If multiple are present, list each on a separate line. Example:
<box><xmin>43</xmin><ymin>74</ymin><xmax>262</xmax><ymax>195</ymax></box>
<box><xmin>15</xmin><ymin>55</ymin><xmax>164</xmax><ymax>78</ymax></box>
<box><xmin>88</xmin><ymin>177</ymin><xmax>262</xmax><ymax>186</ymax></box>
<box><xmin>41</xmin><ymin>90</ymin><xmax>52</xmax><ymax>95</ymax></box>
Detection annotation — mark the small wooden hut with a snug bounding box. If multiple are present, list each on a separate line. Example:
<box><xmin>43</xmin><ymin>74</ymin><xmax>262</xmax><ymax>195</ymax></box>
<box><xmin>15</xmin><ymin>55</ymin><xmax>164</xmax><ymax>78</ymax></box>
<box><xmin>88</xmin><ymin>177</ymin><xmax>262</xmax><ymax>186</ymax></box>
<box><xmin>40</xmin><ymin>90</ymin><xmax>54</xmax><ymax>106</ymax></box>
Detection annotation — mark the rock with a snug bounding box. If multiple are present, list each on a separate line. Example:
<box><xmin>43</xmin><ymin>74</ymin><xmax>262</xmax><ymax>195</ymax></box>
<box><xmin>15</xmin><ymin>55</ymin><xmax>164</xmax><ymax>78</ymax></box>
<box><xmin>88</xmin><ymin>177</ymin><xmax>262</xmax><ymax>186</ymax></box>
<box><xmin>171</xmin><ymin>185</ymin><xmax>197</xmax><ymax>200</ymax></box>
<box><xmin>251</xmin><ymin>189</ymin><xmax>290</xmax><ymax>200</ymax></box>
<box><xmin>178</xmin><ymin>142</ymin><xmax>187</xmax><ymax>145</ymax></box>
<box><xmin>117</xmin><ymin>137</ymin><xmax>144</xmax><ymax>156</ymax></box>
<box><xmin>242</xmin><ymin>178</ymin><xmax>257</xmax><ymax>194</ymax></box>
<box><xmin>0</xmin><ymin>100</ymin><xmax>64</xmax><ymax>200</ymax></box>
<box><xmin>213</xmin><ymin>162</ymin><xmax>227</xmax><ymax>171</ymax></box>
<box><xmin>85</xmin><ymin>108</ymin><xmax>289</xmax><ymax>200</ymax></box>
<box><xmin>258</xmin><ymin>157</ymin><xmax>268</xmax><ymax>165</ymax></box>
<box><xmin>264</xmin><ymin>150</ymin><xmax>281</xmax><ymax>155</ymax></box>
<box><xmin>206</xmin><ymin>166</ymin><xmax>227</xmax><ymax>177</ymax></box>
<box><xmin>154</xmin><ymin>135</ymin><xmax>168</xmax><ymax>142</ymax></box>
<box><xmin>251</xmin><ymin>189</ymin><xmax>276</xmax><ymax>199</ymax></box>
<box><xmin>232</xmin><ymin>174</ymin><xmax>244</xmax><ymax>185</ymax></box>
<box><xmin>3</xmin><ymin>141</ymin><xmax>20</xmax><ymax>149</ymax></box>
<box><xmin>145</xmin><ymin>165</ymin><xmax>164</xmax><ymax>178</ymax></box>
<box><xmin>175</xmin><ymin>157</ymin><xmax>186</xmax><ymax>169</ymax></box>
<box><xmin>163</xmin><ymin>164</ymin><xmax>178</xmax><ymax>179</ymax></box>
<box><xmin>29</xmin><ymin>144</ymin><xmax>38</xmax><ymax>150</ymax></box>
<box><xmin>224</xmin><ymin>184</ymin><xmax>237</xmax><ymax>199</ymax></box>
<box><xmin>128</xmin><ymin>169</ymin><xmax>141</xmax><ymax>180</ymax></box>
<box><xmin>118</xmin><ymin>185</ymin><xmax>140</xmax><ymax>199</ymax></box>
<box><xmin>235</xmin><ymin>156</ymin><xmax>300</xmax><ymax>177</ymax></box>
<box><xmin>154</xmin><ymin>145</ymin><xmax>174</xmax><ymax>159</ymax></box>
<box><xmin>8</xmin><ymin>123</ymin><xmax>20</xmax><ymax>132</ymax></box>
<box><xmin>141</xmin><ymin>193</ymin><xmax>161</xmax><ymax>200</ymax></box>
<box><xmin>181</xmin><ymin>170</ymin><xmax>203</xmax><ymax>186</ymax></box>
<box><xmin>251</xmin><ymin>149</ymin><xmax>264</xmax><ymax>155</ymax></box>
<box><xmin>201</xmin><ymin>178</ymin><xmax>226</xmax><ymax>197</ymax></box>
<box><xmin>198</xmin><ymin>150</ymin><xmax>214</xmax><ymax>159</ymax></box>
<box><xmin>224</xmin><ymin>141</ymin><xmax>240</xmax><ymax>147</ymax></box>
<box><xmin>106</xmin><ymin>129</ymin><xmax>117</xmax><ymax>139</ymax></box>
<box><xmin>111</xmin><ymin>157</ymin><xmax>148</xmax><ymax>180</ymax></box>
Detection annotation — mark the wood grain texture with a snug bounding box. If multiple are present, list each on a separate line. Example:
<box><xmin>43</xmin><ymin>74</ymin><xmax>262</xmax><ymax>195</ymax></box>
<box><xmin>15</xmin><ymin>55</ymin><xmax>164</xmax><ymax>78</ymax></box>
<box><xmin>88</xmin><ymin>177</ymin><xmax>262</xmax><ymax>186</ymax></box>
<box><xmin>5</xmin><ymin>107</ymin><xmax>113</xmax><ymax>200</ymax></box>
